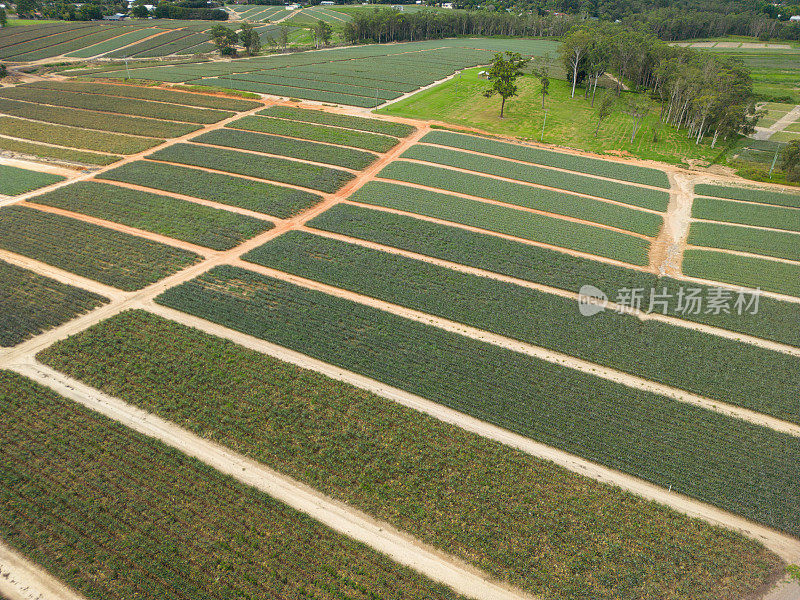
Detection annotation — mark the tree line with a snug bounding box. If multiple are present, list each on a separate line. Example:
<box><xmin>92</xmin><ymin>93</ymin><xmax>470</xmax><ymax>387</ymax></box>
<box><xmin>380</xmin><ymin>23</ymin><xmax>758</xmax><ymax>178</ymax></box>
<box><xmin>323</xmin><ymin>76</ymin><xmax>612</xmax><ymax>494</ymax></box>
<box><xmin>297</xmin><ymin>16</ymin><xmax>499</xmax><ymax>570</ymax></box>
<box><xmin>560</xmin><ymin>22</ymin><xmax>759</xmax><ymax>146</ymax></box>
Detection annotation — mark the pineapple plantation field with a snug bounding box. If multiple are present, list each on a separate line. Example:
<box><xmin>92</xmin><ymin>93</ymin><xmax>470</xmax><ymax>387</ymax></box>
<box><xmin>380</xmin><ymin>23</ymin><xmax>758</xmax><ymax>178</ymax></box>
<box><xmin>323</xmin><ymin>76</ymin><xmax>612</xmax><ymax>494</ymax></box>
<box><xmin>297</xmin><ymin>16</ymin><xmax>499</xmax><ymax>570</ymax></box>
<box><xmin>0</xmin><ymin>61</ymin><xmax>798</xmax><ymax>600</ymax></box>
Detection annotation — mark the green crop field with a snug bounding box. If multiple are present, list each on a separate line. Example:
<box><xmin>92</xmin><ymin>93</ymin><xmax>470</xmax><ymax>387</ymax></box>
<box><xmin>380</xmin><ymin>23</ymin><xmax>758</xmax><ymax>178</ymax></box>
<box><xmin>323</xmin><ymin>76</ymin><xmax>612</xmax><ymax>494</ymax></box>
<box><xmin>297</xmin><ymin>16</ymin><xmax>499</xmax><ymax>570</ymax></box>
<box><xmin>246</xmin><ymin>231</ymin><xmax>800</xmax><ymax>423</ymax></box>
<box><xmin>377</xmin><ymin>161</ymin><xmax>663</xmax><ymax>236</ymax></box>
<box><xmin>259</xmin><ymin>105</ymin><xmax>416</xmax><ymax>137</ymax></box>
<box><xmin>0</xmin><ymin>86</ymin><xmax>233</xmax><ymax>124</ymax></box>
<box><xmin>0</xmin><ymin>137</ymin><xmax>121</xmax><ymax>166</ymax></box>
<box><xmin>232</xmin><ymin>114</ymin><xmax>402</xmax><ymax>152</ymax></box>
<box><xmin>98</xmin><ymin>161</ymin><xmax>322</xmax><ymax>218</ymax></box>
<box><xmin>419</xmin><ymin>130</ymin><xmax>671</xmax><ymax>188</ymax></box>
<box><xmin>29</xmin><ymin>182</ymin><xmax>273</xmax><ymax>251</ymax></box>
<box><xmin>349</xmin><ymin>181</ymin><xmax>653</xmax><ymax>265</ymax></box>
<box><xmin>155</xmin><ymin>265</ymin><xmax>800</xmax><ymax>537</ymax></box>
<box><xmin>309</xmin><ymin>203</ymin><xmax>800</xmax><ymax>346</ymax></box>
<box><xmin>0</xmin><ymin>260</ymin><xmax>107</xmax><ymax>347</ymax></box>
<box><xmin>695</xmin><ymin>183</ymin><xmax>800</xmax><ymax>208</ymax></box>
<box><xmin>0</xmin><ymin>371</ymin><xmax>462</xmax><ymax>600</ymax></box>
<box><xmin>682</xmin><ymin>249</ymin><xmax>800</xmax><ymax>297</ymax></box>
<box><xmin>0</xmin><ymin>97</ymin><xmax>200</xmax><ymax>138</ymax></box>
<box><xmin>687</xmin><ymin>221</ymin><xmax>800</xmax><ymax>262</ymax></box>
<box><xmin>148</xmin><ymin>143</ymin><xmax>354</xmax><ymax>193</ymax></box>
<box><xmin>37</xmin><ymin>310</ymin><xmax>783</xmax><ymax>600</ymax></box>
<box><xmin>0</xmin><ymin>206</ymin><xmax>200</xmax><ymax>291</ymax></box>
<box><xmin>0</xmin><ymin>165</ymin><xmax>64</xmax><ymax>197</ymax></box>
<box><xmin>398</xmin><ymin>144</ymin><xmax>671</xmax><ymax>211</ymax></box>
<box><xmin>193</xmin><ymin>128</ymin><xmax>378</xmax><ymax>170</ymax></box>
<box><xmin>0</xmin><ymin>116</ymin><xmax>161</xmax><ymax>155</ymax></box>
<box><xmin>692</xmin><ymin>197</ymin><xmax>800</xmax><ymax>232</ymax></box>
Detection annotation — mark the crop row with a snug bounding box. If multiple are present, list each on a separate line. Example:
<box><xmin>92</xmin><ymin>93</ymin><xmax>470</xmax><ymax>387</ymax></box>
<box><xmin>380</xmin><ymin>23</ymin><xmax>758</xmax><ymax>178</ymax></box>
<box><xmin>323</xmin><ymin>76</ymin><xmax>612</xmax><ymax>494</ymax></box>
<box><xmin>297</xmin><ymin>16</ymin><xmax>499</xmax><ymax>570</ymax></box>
<box><xmin>105</xmin><ymin>28</ymin><xmax>195</xmax><ymax>58</ymax></box>
<box><xmin>247</xmin><ymin>230</ymin><xmax>800</xmax><ymax>422</ymax></box>
<box><xmin>271</xmin><ymin>68</ymin><xmax>415</xmax><ymax>93</ymax></box>
<box><xmin>134</xmin><ymin>32</ymin><xmax>210</xmax><ymax>58</ymax></box>
<box><xmin>0</xmin><ymin>98</ymin><xmax>199</xmax><ymax>138</ymax></box>
<box><xmin>0</xmin><ymin>116</ymin><xmax>160</xmax><ymax>155</ymax></box>
<box><xmin>0</xmin><ymin>260</ymin><xmax>107</xmax><ymax>347</ymax></box>
<box><xmin>399</xmin><ymin>145</ymin><xmax>671</xmax><ymax>211</ymax></box>
<box><xmin>688</xmin><ymin>221</ymin><xmax>800</xmax><ymax>262</ymax></box>
<box><xmin>98</xmin><ymin>160</ymin><xmax>321</xmax><ymax>218</ymax></box>
<box><xmin>379</xmin><ymin>160</ymin><xmax>662</xmax><ymax>237</ymax></box>
<box><xmin>194</xmin><ymin>128</ymin><xmax>377</xmax><ymax>170</ymax></box>
<box><xmin>5</xmin><ymin>26</ymin><xmax>147</xmax><ymax>62</ymax></box>
<box><xmin>695</xmin><ymin>183</ymin><xmax>800</xmax><ymax>209</ymax></box>
<box><xmin>64</xmin><ymin>28</ymin><xmax>160</xmax><ymax>58</ymax></box>
<box><xmin>0</xmin><ymin>86</ymin><xmax>232</xmax><ymax>124</ymax></box>
<box><xmin>228</xmin><ymin>72</ymin><xmax>400</xmax><ymax>100</ymax></box>
<box><xmin>692</xmin><ymin>196</ymin><xmax>800</xmax><ymax>232</ymax></box>
<box><xmin>682</xmin><ymin>249</ymin><xmax>800</xmax><ymax>298</ymax></box>
<box><xmin>189</xmin><ymin>77</ymin><xmax>381</xmax><ymax>108</ymax></box>
<box><xmin>0</xmin><ymin>371</ymin><xmax>458</xmax><ymax>600</ymax></box>
<box><xmin>258</xmin><ymin>106</ymin><xmax>415</xmax><ymax>137</ymax></box>
<box><xmin>288</xmin><ymin>64</ymin><xmax>432</xmax><ymax>88</ymax></box>
<box><xmin>353</xmin><ymin>180</ymin><xmax>652</xmax><ymax>265</ymax></box>
<box><xmin>37</xmin><ymin>309</ymin><xmax>783</xmax><ymax>600</ymax></box>
<box><xmin>237</xmin><ymin>114</ymin><xmax>401</xmax><ymax>152</ymax></box>
<box><xmin>30</xmin><ymin>181</ymin><xmax>273</xmax><ymax>251</ymax></box>
<box><xmin>0</xmin><ymin>206</ymin><xmax>200</xmax><ymax>291</ymax></box>
<box><xmin>0</xmin><ymin>137</ymin><xmax>120</xmax><ymax>166</ymax></box>
<box><xmin>24</xmin><ymin>81</ymin><xmax>261</xmax><ymax>111</ymax></box>
<box><xmin>419</xmin><ymin>130</ymin><xmax>671</xmax><ymax>188</ymax></box>
<box><xmin>0</xmin><ymin>164</ymin><xmax>64</xmax><ymax>197</ymax></box>
<box><xmin>155</xmin><ymin>265</ymin><xmax>800</xmax><ymax>537</ymax></box>
<box><xmin>0</xmin><ymin>23</ymin><xmax>94</xmax><ymax>50</ymax></box>
<box><xmin>309</xmin><ymin>204</ymin><xmax>800</xmax><ymax>346</ymax></box>
<box><xmin>0</xmin><ymin>23</ymin><xmax>109</xmax><ymax>58</ymax></box>
<box><xmin>149</xmin><ymin>143</ymin><xmax>354</xmax><ymax>193</ymax></box>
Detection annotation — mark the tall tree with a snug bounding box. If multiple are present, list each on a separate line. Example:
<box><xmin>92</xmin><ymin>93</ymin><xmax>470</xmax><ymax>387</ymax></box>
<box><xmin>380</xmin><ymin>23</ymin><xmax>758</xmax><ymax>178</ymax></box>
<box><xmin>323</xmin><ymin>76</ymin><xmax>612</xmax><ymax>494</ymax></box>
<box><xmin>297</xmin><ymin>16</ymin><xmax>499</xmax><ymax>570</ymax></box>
<box><xmin>560</xmin><ymin>26</ymin><xmax>592</xmax><ymax>99</ymax></box>
<box><xmin>313</xmin><ymin>20</ymin><xmax>333</xmax><ymax>48</ymax></box>
<box><xmin>278</xmin><ymin>24</ymin><xmax>290</xmax><ymax>51</ymax></box>
<box><xmin>483</xmin><ymin>51</ymin><xmax>529</xmax><ymax>118</ymax></box>
<box><xmin>782</xmin><ymin>141</ymin><xmax>800</xmax><ymax>183</ymax></box>
<box><xmin>535</xmin><ymin>52</ymin><xmax>552</xmax><ymax>109</ymax></box>
<box><xmin>210</xmin><ymin>25</ymin><xmax>239</xmax><ymax>57</ymax></box>
<box><xmin>0</xmin><ymin>8</ymin><xmax>7</xmax><ymax>27</ymax></box>
<box><xmin>595</xmin><ymin>94</ymin><xmax>615</xmax><ymax>137</ymax></box>
<box><xmin>239</xmin><ymin>23</ymin><xmax>261</xmax><ymax>56</ymax></box>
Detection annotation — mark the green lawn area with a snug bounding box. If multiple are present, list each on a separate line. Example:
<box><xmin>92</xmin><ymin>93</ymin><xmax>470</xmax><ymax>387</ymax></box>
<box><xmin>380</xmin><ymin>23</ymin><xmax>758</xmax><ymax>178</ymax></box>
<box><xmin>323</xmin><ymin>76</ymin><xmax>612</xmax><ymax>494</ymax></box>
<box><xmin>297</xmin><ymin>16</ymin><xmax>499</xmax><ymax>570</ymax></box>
<box><xmin>5</xmin><ymin>19</ymin><xmax>62</xmax><ymax>25</ymax></box>
<box><xmin>378</xmin><ymin>67</ymin><xmax>727</xmax><ymax>166</ymax></box>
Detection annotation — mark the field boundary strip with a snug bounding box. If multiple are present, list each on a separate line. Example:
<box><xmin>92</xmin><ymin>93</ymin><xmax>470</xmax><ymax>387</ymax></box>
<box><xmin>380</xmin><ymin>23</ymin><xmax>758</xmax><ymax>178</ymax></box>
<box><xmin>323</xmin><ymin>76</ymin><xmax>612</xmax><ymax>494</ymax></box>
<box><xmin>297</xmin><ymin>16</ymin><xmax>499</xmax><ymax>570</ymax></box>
<box><xmin>684</xmin><ymin>243</ymin><xmax>800</xmax><ymax>266</ymax></box>
<box><xmin>299</xmin><ymin>225</ymin><xmax>800</xmax><ymax>357</ymax></box>
<box><xmin>226</xmin><ymin>257</ymin><xmax>800</xmax><ymax>438</ymax></box>
<box><xmin>0</xmin><ymin>538</ymin><xmax>87</xmax><ymax>600</ymax></box>
<box><xmin>9</xmin><ymin>359</ymin><xmax>541</xmax><ymax>600</ymax></box>
<box><xmin>131</xmin><ymin>301</ymin><xmax>800</xmax><ymax>565</ymax></box>
<box><xmin>692</xmin><ymin>217</ymin><xmax>800</xmax><ymax>233</ymax></box>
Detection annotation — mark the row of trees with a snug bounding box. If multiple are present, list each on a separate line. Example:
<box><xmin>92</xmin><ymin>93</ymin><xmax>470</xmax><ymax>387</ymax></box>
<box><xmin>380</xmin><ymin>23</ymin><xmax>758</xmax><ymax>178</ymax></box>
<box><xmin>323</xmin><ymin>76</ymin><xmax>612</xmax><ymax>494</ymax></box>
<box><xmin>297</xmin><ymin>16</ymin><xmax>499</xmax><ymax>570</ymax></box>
<box><xmin>560</xmin><ymin>22</ymin><xmax>759</xmax><ymax>146</ymax></box>
<box><xmin>342</xmin><ymin>9</ymin><xmax>580</xmax><ymax>43</ymax></box>
<box><xmin>209</xmin><ymin>20</ymin><xmax>332</xmax><ymax>56</ymax></box>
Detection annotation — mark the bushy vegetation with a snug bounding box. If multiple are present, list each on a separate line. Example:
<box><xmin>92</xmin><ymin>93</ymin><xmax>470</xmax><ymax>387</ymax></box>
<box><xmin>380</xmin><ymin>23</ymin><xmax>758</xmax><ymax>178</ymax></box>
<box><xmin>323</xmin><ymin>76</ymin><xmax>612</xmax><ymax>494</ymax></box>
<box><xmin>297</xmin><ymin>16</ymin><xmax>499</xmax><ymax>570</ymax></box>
<box><xmin>0</xmin><ymin>98</ymin><xmax>199</xmax><ymax>138</ymax></box>
<box><xmin>234</xmin><ymin>114</ymin><xmax>401</xmax><ymax>152</ymax></box>
<box><xmin>29</xmin><ymin>182</ymin><xmax>273</xmax><ymax>251</ymax></box>
<box><xmin>420</xmin><ymin>130</ymin><xmax>670</xmax><ymax>188</ymax></box>
<box><xmin>0</xmin><ymin>86</ymin><xmax>233</xmax><ymax>124</ymax></box>
<box><xmin>0</xmin><ymin>371</ymin><xmax>462</xmax><ymax>600</ymax></box>
<box><xmin>0</xmin><ymin>206</ymin><xmax>200</xmax><ymax>291</ymax></box>
<box><xmin>309</xmin><ymin>203</ymin><xmax>800</xmax><ymax>347</ymax></box>
<box><xmin>0</xmin><ymin>260</ymin><xmax>107</xmax><ymax>347</ymax></box>
<box><xmin>398</xmin><ymin>144</ymin><xmax>671</xmax><ymax>211</ymax></box>
<box><xmin>688</xmin><ymin>221</ymin><xmax>800</xmax><ymax>262</ymax></box>
<box><xmin>692</xmin><ymin>197</ymin><xmax>800</xmax><ymax>232</ymax></box>
<box><xmin>246</xmin><ymin>231</ymin><xmax>800</xmax><ymax>423</ymax></box>
<box><xmin>0</xmin><ymin>165</ymin><xmax>64</xmax><ymax>196</ymax></box>
<box><xmin>38</xmin><ymin>310</ymin><xmax>784</xmax><ymax>600</ymax></box>
<box><xmin>0</xmin><ymin>116</ymin><xmax>160</xmax><ymax>155</ymax></box>
<box><xmin>260</xmin><ymin>105</ymin><xmax>415</xmax><ymax>137</ymax></box>
<box><xmin>149</xmin><ymin>144</ymin><xmax>354</xmax><ymax>193</ymax></box>
<box><xmin>682</xmin><ymin>249</ymin><xmax>800</xmax><ymax>297</ymax></box>
<box><xmin>155</xmin><ymin>265</ymin><xmax>800</xmax><ymax>536</ymax></box>
<box><xmin>99</xmin><ymin>161</ymin><xmax>322</xmax><ymax>218</ymax></box>
<box><xmin>194</xmin><ymin>129</ymin><xmax>378</xmax><ymax>170</ymax></box>
<box><xmin>355</xmin><ymin>180</ymin><xmax>653</xmax><ymax>266</ymax></box>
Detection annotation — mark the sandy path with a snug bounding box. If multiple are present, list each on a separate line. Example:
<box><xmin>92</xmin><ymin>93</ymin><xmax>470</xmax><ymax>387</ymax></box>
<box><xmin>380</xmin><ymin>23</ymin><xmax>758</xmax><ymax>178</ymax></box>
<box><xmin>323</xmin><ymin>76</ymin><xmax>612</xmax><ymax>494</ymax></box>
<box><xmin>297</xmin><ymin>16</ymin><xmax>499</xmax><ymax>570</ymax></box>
<box><xmin>301</xmin><ymin>225</ymin><xmax>800</xmax><ymax>356</ymax></box>
<box><xmin>9</xmin><ymin>359</ymin><xmax>538</xmax><ymax>600</ymax></box>
<box><xmin>232</xmin><ymin>258</ymin><xmax>800</xmax><ymax>438</ymax></box>
<box><xmin>650</xmin><ymin>171</ymin><xmax>694</xmax><ymax>275</ymax></box>
<box><xmin>753</xmin><ymin>105</ymin><xmax>800</xmax><ymax>141</ymax></box>
<box><xmin>0</xmin><ymin>156</ymin><xmax>80</xmax><ymax>177</ymax></box>
<box><xmin>0</xmin><ymin>539</ymin><xmax>87</xmax><ymax>600</ymax></box>
<box><xmin>132</xmin><ymin>302</ymin><xmax>800</xmax><ymax>566</ymax></box>
<box><xmin>371</xmin><ymin>175</ymin><xmax>655</xmax><ymax>240</ymax></box>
